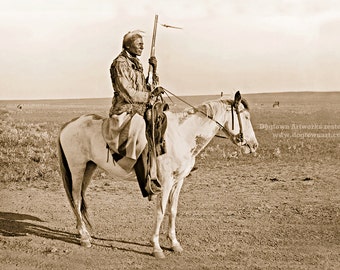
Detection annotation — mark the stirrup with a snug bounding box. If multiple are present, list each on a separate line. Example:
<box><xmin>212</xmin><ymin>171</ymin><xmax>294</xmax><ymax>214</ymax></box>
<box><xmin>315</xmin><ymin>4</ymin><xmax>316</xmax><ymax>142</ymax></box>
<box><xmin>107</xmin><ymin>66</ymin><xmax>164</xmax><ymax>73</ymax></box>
<box><xmin>145</xmin><ymin>175</ymin><xmax>162</xmax><ymax>196</ymax></box>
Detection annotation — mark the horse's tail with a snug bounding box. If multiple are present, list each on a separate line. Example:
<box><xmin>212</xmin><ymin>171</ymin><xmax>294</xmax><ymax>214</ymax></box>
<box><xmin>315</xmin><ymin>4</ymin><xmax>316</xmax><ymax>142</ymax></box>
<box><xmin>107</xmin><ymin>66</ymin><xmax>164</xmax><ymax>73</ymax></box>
<box><xmin>57</xmin><ymin>131</ymin><xmax>91</xmax><ymax>228</ymax></box>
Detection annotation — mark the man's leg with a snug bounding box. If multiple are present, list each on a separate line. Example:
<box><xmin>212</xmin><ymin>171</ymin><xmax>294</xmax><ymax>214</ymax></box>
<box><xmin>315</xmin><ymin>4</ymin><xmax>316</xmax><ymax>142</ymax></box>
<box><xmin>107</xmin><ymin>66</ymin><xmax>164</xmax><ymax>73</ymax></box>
<box><xmin>133</xmin><ymin>147</ymin><xmax>149</xmax><ymax>197</ymax></box>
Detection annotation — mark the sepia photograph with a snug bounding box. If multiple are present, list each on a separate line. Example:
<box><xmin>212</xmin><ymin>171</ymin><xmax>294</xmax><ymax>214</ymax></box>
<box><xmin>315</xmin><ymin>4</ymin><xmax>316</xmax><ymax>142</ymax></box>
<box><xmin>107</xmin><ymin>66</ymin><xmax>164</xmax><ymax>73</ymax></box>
<box><xmin>1</xmin><ymin>1</ymin><xmax>339</xmax><ymax>269</ymax></box>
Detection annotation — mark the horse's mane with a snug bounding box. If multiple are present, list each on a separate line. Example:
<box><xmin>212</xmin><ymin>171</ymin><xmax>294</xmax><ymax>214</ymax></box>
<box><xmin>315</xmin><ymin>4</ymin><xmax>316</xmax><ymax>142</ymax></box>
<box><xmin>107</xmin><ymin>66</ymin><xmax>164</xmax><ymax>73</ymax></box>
<box><xmin>172</xmin><ymin>98</ymin><xmax>249</xmax><ymax>125</ymax></box>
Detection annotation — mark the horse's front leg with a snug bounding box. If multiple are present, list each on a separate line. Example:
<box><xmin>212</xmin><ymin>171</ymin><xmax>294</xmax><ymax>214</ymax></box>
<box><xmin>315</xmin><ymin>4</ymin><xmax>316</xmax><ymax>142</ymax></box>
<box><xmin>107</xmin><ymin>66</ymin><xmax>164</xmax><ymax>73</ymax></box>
<box><xmin>151</xmin><ymin>179</ymin><xmax>172</xmax><ymax>259</ymax></box>
<box><xmin>167</xmin><ymin>178</ymin><xmax>184</xmax><ymax>253</ymax></box>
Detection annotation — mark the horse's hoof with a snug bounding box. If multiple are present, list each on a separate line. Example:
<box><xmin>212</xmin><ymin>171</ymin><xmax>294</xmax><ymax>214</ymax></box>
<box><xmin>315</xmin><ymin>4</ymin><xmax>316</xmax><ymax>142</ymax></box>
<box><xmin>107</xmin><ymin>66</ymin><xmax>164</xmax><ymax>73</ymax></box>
<box><xmin>152</xmin><ymin>251</ymin><xmax>165</xmax><ymax>259</ymax></box>
<box><xmin>80</xmin><ymin>239</ymin><xmax>91</xmax><ymax>248</ymax></box>
<box><xmin>171</xmin><ymin>245</ymin><xmax>183</xmax><ymax>253</ymax></box>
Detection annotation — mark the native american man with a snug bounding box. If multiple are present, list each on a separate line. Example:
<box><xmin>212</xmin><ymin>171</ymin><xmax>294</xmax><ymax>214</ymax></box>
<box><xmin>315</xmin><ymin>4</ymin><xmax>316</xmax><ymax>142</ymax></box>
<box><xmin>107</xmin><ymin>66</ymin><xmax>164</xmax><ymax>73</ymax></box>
<box><xmin>108</xmin><ymin>31</ymin><xmax>165</xmax><ymax>196</ymax></box>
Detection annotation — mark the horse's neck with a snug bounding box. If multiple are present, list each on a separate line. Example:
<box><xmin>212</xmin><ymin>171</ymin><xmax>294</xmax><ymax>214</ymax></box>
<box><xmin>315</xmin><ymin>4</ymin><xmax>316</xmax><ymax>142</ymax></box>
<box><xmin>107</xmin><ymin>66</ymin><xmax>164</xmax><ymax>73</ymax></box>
<box><xmin>167</xmin><ymin>112</ymin><xmax>222</xmax><ymax>157</ymax></box>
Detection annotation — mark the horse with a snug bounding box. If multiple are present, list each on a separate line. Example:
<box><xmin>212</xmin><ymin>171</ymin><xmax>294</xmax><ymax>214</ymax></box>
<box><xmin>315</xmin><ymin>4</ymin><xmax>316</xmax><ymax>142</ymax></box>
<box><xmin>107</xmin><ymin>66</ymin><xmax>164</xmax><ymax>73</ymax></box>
<box><xmin>57</xmin><ymin>91</ymin><xmax>258</xmax><ymax>259</ymax></box>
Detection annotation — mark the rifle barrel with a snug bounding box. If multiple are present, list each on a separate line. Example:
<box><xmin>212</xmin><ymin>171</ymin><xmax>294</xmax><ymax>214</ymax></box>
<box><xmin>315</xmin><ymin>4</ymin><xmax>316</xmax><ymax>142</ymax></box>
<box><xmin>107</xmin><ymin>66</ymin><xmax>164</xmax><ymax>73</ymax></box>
<box><xmin>148</xmin><ymin>14</ymin><xmax>158</xmax><ymax>86</ymax></box>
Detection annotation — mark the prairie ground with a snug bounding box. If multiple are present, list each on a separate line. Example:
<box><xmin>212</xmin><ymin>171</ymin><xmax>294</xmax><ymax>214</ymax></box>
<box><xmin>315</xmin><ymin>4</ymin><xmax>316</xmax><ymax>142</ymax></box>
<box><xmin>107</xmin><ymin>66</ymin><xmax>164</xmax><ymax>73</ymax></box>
<box><xmin>0</xmin><ymin>92</ymin><xmax>339</xmax><ymax>269</ymax></box>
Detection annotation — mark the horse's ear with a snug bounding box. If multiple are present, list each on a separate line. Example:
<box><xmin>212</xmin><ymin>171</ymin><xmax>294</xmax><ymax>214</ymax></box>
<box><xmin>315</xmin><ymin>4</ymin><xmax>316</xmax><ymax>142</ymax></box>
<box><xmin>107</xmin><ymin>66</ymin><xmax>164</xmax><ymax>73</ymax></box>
<box><xmin>234</xmin><ymin>91</ymin><xmax>241</xmax><ymax>106</ymax></box>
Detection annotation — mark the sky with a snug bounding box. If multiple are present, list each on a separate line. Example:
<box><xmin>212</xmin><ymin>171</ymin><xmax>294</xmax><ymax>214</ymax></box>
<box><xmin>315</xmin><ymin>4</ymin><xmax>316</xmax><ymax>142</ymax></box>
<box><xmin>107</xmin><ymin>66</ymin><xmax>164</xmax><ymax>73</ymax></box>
<box><xmin>1</xmin><ymin>0</ymin><xmax>340</xmax><ymax>100</ymax></box>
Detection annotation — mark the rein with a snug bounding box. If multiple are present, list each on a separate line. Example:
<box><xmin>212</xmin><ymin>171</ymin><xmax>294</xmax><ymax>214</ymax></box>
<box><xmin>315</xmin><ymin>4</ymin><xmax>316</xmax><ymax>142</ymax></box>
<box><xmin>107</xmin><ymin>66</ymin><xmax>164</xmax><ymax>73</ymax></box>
<box><xmin>163</xmin><ymin>88</ymin><xmax>244</xmax><ymax>144</ymax></box>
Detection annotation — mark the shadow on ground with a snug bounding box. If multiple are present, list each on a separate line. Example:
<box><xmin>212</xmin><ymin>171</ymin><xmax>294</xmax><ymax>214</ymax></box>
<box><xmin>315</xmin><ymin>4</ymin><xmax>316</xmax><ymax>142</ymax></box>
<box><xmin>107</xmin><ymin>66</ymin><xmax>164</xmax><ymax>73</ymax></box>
<box><xmin>0</xmin><ymin>211</ymin><xmax>155</xmax><ymax>256</ymax></box>
<box><xmin>0</xmin><ymin>211</ymin><xmax>79</xmax><ymax>244</ymax></box>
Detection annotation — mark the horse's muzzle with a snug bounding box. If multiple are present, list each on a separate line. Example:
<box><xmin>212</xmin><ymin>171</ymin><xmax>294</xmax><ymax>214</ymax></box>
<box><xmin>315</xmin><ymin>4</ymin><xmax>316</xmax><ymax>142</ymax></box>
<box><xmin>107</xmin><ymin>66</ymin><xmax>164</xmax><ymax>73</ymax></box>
<box><xmin>243</xmin><ymin>140</ymin><xmax>258</xmax><ymax>154</ymax></box>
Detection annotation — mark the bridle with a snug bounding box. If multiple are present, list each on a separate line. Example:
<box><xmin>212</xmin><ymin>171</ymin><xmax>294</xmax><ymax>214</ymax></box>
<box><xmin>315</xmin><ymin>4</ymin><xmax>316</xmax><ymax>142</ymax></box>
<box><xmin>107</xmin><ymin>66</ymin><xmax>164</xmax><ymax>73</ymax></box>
<box><xmin>162</xmin><ymin>88</ymin><xmax>246</xmax><ymax>145</ymax></box>
<box><xmin>223</xmin><ymin>102</ymin><xmax>245</xmax><ymax>145</ymax></box>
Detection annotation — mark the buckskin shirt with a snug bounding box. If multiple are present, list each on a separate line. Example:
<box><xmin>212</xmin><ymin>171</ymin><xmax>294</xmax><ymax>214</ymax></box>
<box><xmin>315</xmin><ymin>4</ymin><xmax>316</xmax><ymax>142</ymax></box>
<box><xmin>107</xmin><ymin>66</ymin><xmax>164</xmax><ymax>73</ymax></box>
<box><xmin>109</xmin><ymin>50</ymin><xmax>158</xmax><ymax>116</ymax></box>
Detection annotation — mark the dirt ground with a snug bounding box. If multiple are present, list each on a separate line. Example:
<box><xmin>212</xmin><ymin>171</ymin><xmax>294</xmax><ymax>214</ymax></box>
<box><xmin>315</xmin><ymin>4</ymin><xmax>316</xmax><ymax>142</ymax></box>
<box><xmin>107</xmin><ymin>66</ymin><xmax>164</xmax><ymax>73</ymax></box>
<box><xmin>1</xmin><ymin>92</ymin><xmax>339</xmax><ymax>269</ymax></box>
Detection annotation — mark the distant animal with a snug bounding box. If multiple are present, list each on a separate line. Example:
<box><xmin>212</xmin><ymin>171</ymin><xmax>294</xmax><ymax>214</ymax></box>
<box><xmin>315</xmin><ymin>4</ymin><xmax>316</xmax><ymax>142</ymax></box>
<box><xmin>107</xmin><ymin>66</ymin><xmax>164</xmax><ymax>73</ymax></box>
<box><xmin>17</xmin><ymin>104</ymin><xmax>23</xmax><ymax>110</ymax></box>
<box><xmin>57</xmin><ymin>91</ymin><xmax>258</xmax><ymax>258</ymax></box>
<box><xmin>273</xmin><ymin>101</ymin><xmax>280</xmax><ymax>108</ymax></box>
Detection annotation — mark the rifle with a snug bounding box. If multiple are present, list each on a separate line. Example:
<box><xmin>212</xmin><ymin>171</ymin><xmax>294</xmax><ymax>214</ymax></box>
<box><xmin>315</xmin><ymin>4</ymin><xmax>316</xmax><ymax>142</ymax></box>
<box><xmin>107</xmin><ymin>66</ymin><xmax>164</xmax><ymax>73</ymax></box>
<box><xmin>147</xmin><ymin>14</ymin><xmax>158</xmax><ymax>89</ymax></box>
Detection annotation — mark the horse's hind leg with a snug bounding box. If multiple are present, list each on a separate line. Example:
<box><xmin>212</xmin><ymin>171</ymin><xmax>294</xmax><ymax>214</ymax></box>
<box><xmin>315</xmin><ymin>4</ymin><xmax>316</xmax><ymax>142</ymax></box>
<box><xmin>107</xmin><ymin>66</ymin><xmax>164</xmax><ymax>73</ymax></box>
<box><xmin>83</xmin><ymin>161</ymin><xmax>97</xmax><ymax>197</ymax></box>
<box><xmin>70</xmin><ymin>163</ymin><xmax>93</xmax><ymax>247</ymax></box>
<box><xmin>78</xmin><ymin>161</ymin><xmax>97</xmax><ymax>245</ymax></box>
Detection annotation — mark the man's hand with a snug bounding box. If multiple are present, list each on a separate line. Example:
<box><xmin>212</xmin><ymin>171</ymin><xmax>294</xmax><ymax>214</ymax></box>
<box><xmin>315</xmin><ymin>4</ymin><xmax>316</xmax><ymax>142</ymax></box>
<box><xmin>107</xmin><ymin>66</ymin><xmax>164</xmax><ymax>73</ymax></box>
<box><xmin>148</xmin><ymin>56</ymin><xmax>157</xmax><ymax>71</ymax></box>
<box><xmin>151</xmin><ymin>86</ymin><xmax>165</xmax><ymax>97</ymax></box>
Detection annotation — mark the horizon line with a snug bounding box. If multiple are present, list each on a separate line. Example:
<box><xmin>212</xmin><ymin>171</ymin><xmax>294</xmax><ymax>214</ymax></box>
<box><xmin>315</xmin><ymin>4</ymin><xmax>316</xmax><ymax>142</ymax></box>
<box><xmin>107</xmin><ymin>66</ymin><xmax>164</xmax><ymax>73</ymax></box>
<box><xmin>1</xmin><ymin>90</ymin><xmax>340</xmax><ymax>102</ymax></box>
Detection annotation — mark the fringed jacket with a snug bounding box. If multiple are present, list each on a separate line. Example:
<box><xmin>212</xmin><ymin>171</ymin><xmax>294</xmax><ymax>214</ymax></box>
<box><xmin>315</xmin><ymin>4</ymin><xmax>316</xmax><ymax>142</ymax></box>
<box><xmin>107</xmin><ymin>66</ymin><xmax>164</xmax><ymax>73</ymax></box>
<box><xmin>109</xmin><ymin>50</ymin><xmax>158</xmax><ymax>116</ymax></box>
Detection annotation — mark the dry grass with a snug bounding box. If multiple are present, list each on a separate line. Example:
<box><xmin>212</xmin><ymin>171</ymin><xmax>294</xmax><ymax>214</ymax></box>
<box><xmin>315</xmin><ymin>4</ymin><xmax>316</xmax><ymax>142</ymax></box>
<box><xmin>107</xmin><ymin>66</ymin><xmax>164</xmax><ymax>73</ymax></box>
<box><xmin>1</xmin><ymin>92</ymin><xmax>339</xmax><ymax>185</ymax></box>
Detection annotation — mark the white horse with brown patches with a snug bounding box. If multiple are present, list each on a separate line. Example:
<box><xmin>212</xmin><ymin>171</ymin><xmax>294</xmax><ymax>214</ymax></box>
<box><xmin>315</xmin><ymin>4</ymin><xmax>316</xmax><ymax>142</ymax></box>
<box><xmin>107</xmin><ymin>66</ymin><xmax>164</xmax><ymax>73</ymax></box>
<box><xmin>58</xmin><ymin>91</ymin><xmax>258</xmax><ymax>258</ymax></box>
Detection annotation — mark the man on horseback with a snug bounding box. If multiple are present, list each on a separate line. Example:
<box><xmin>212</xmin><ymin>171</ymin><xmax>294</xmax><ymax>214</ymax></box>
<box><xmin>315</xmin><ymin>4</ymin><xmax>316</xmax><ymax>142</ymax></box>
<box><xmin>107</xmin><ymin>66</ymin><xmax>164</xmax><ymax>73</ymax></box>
<box><xmin>108</xmin><ymin>30</ymin><xmax>165</xmax><ymax>197</ymax></box>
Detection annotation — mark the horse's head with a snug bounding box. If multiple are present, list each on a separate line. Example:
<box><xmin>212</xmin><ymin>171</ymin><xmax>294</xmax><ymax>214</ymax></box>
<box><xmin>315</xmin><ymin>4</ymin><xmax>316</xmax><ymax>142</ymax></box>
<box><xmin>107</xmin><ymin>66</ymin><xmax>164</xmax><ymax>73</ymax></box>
<box><xmin>221</xmin><ymin>91</ymin><xmax>258</xmax><ymax>154</ymax></box>
<box><xmin>181</xmin><ymin>91</ymin><xmax>258</xmax><ymax>155</ymax></box>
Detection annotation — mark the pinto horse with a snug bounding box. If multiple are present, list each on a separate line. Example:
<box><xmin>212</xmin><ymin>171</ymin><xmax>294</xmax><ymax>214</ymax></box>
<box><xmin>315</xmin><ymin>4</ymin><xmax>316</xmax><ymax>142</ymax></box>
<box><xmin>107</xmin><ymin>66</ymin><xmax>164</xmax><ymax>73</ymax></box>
<box><xmin>58</xmin><ymin>91</ymin><xmax>258</xmax><ymax>258</ymax></box>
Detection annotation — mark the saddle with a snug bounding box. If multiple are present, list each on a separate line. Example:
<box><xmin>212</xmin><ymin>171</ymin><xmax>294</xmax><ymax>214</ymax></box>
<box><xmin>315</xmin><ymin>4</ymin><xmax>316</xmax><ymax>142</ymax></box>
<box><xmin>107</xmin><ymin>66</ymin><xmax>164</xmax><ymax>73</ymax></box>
<box><xmin>134</xmin><ymin>100</ymin><xmax>169</xmax><ymax>197</ymax></box>
<box><xmin>145</xmin><ymin>101</ymin><xmax>169</xmax><ymax>156</ymax></box>
<box><xmin>102</xmin><ymin>100</ymin><xmax>169</xmax><ymax>197</ymax></box>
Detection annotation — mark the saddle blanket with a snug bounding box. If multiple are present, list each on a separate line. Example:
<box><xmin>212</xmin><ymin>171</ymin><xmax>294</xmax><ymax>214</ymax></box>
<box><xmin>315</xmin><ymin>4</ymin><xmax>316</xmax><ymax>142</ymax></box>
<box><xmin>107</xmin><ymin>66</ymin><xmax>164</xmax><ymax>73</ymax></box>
<box><xmin>102</xmin><ymin>112</ymin><xmax>147</xmax><ymax>161</ymax></box>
